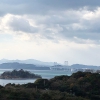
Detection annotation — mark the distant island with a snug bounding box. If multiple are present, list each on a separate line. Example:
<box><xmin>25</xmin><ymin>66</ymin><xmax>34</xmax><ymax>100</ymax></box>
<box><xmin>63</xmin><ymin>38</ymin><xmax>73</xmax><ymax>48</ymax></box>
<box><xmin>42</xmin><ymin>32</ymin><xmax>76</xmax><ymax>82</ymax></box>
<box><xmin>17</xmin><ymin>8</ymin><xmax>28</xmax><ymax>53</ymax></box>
<box><xmin>0</xmin><ymin>69</ymin><xmax>42</xmax><ymax>79</ymax></box>
<box><xmin>0</xmin><ymin>62</ymin><xmax>50</xmax><ymax>70</ymax></box>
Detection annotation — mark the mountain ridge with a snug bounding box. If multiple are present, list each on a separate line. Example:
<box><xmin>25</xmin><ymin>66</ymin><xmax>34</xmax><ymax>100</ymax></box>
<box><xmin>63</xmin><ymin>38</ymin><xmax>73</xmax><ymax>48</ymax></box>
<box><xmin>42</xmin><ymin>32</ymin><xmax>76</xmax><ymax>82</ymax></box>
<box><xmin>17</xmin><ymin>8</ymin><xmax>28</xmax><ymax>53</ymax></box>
<box><xmin>0</xmin><ymin>59</ymin><xmax>54</xmax><ymax>66</ymax></box>
<box><xmin>0</xmin><ymin>62</ymin><xmax>50</xmax><ymax>70</ymax></box>
<box><xmin>0</xmin><ymin>59</ymin><xmax>100</xmax><ymax>70</ymax></box>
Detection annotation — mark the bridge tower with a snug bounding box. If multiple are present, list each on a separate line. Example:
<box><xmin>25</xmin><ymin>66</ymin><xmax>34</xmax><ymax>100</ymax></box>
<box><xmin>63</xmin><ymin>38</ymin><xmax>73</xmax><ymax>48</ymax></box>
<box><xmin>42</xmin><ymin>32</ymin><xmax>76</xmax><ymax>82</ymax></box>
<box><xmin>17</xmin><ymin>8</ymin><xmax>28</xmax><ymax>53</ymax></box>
<box><xmin>64</xmin><ymin>61</ymin><xmax>68</xmax><ymax>66</ymax></box>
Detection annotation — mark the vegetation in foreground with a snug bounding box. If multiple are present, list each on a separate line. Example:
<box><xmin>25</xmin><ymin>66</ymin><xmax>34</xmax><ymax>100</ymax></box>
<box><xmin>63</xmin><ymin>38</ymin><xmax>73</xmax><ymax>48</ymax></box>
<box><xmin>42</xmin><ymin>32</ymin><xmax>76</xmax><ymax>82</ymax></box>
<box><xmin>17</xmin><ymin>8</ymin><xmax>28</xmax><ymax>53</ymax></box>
<box><xmin>0</xmin><ymin>71</ymin><xmax>99</xmax><ymax>100</ymax></box>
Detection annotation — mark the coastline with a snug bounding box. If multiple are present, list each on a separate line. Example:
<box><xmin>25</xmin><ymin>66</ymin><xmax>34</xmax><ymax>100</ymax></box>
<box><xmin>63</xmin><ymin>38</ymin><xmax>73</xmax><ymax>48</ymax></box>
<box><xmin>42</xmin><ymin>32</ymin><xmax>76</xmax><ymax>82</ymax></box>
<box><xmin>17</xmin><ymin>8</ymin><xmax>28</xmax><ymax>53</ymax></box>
<box><xmin>0</xmin><ymin>77</ymin><xmax>42</xmax><ymax>80</ymax></box>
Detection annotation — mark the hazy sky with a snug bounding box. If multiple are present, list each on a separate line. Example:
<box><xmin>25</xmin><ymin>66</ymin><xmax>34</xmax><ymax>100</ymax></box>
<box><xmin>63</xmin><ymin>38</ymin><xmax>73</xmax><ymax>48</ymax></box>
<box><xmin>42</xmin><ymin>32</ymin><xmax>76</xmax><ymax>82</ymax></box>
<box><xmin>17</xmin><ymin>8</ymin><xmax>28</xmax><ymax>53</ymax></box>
<box><xmin>0</xmin><ymin>0</ymin><xmax>100</xmax><ymax>65</ymax></box>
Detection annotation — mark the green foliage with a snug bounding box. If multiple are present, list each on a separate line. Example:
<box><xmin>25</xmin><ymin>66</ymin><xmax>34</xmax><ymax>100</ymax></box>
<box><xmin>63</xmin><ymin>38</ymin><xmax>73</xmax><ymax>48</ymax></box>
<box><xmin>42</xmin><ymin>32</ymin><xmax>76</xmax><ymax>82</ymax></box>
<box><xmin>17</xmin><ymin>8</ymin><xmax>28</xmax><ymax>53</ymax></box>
<box><xmin>71</xmin><ymin>71</ymin><xmax>91</xmax><ymax>79</ymax></box>
<box><xmin>34</xmin><ymin>79</ymin><xmax>50</xmax><ymax>89</ymax></box>
<box><xmin>0</xmin><ymin>71</ymin><xmax>99</xmax><ymax>100</ymax></box>
<box><xmin>0</xmin><ymin>69</ymin><xmax>42</xmax><ymax>79</ymax></box>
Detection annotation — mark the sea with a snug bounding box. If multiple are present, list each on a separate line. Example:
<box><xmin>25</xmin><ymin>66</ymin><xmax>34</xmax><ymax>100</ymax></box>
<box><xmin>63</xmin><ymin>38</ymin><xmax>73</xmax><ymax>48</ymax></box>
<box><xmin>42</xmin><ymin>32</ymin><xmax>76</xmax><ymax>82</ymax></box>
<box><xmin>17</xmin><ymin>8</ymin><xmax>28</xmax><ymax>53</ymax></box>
<box><xmin>0</xmin><ymin>69</ymin><xmax>72</xmax><ymax>86</ymax></box>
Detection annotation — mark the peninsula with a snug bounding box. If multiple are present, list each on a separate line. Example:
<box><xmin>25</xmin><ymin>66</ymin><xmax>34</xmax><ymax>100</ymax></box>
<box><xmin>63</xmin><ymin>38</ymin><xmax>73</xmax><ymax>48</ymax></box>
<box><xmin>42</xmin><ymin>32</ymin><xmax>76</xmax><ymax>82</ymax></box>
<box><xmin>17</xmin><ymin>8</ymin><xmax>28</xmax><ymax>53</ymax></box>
<box><xmin>0</xmin><ymin>69</ymin><xmax>42</xmax><ymax>79</ymax></box>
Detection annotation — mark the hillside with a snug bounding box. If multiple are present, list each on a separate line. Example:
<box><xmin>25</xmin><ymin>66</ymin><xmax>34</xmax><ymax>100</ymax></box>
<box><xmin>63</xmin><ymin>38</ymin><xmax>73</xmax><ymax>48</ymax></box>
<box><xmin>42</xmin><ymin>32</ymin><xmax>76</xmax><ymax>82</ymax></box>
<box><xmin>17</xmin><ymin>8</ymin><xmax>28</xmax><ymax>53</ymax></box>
<box><xmin>0</xmin><ymin>62</ymin><xmax>50</xmax><ymax>70</ymax></box>
<box><xmin>0</xmin><ymin>59</ymin><xmax>54</xmax><ymax>66</ymax></box>
<box><xmin>70</xmin><ymin>64</ymin><xmax>100</xmax><ymax>70</ymax></box>
<box><xmin>0</xmin><ymin>71</ymin><xmax>99</xmax><ymax>100</ymax></box>
<box><xmin>0</xmin><ymin>60</ymin><xmax>100</xmax><ymax>71</ymax></box>
<box><xmin>0</xmin><ymin>69</ymin><xmax>41</xmax><ymax>79</ymax></box>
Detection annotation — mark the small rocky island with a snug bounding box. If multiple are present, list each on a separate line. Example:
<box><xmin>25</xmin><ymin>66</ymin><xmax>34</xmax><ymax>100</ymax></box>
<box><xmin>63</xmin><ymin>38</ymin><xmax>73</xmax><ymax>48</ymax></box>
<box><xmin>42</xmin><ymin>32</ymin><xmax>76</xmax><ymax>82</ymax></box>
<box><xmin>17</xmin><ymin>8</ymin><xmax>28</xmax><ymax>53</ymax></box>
<box><xmin>0</xmin><ymin>69</ymin><xmax>42</xmax><ymax>79</ymax></box>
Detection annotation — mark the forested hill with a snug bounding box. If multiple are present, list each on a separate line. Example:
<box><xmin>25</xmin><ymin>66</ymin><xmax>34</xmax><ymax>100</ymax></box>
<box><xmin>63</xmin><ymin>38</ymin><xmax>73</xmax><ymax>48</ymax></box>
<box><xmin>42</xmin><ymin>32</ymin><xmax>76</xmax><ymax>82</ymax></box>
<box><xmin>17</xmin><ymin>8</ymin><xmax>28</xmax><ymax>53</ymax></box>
<box><xmin>0</xmin><ymin>71</ymin><xmax>99</xmax><ymax>100</ymax></box>
<box><xmin>0</xmin><ymin>62</ymin><xmax>50</xmax><ymax>70</ymax></box>
<box><xmin>0</xmin><ymin>69</ymin><xmax>41</xmax><ymax>79</ymax></box>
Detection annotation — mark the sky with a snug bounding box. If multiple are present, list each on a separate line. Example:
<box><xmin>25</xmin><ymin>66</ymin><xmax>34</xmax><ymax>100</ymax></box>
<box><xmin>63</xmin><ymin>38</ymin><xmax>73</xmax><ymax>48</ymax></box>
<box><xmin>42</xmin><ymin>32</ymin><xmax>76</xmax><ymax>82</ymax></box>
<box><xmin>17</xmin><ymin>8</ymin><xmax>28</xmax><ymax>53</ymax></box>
<box><xmin>0</xmin><ymin>0</ymin><xmax>100</xmax><ymax>65</ymax></box>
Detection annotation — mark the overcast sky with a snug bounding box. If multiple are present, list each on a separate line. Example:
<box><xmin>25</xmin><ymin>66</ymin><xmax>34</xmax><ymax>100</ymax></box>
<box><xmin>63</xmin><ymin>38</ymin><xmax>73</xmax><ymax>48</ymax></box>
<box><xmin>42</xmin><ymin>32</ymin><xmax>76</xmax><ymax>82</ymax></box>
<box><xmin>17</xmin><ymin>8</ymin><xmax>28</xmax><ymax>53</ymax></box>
<box><xmin>0</xmin><ymin>0</ymin><xmax>100</xmax><ymax>65</ymax></box>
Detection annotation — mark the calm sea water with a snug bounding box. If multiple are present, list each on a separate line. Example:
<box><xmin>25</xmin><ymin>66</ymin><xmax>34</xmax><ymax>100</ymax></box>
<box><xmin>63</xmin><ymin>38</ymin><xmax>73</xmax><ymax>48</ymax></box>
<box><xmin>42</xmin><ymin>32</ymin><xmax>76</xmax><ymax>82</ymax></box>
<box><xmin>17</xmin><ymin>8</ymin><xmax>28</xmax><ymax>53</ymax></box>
<box><xmin>0</xmin><ymin>69</ymin><xmax>72</xmax><ymax>86</ymax></box>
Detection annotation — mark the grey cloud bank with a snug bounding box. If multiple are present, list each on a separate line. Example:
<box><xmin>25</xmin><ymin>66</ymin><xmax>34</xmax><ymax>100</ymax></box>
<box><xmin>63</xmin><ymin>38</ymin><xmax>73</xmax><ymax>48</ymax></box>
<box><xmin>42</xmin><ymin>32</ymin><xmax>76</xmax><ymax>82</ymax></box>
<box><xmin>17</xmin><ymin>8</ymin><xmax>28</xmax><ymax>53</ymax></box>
<box><xmin>8</xmin><ymin>17</ymin><xmax>37</xmax><ymax>33</ymax></box>
<box><xmin>0</xmin><ymin>0</ymin><xmax>100</xmax><ymax>42</ymax></box>
<box><xmin>0</xmin><ymin>0</ymin><xmax>100</xmax><ymax>16</ymax></box>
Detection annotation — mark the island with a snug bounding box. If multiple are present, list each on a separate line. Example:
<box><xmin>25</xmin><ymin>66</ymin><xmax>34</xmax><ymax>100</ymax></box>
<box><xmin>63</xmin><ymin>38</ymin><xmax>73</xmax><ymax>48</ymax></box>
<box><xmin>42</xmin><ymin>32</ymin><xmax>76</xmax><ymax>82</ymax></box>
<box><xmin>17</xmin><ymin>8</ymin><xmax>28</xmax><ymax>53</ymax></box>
<box><xmin>0</xmin><ymin>69</ymin><xmax>42</xmax><ymax>79</ymax></box>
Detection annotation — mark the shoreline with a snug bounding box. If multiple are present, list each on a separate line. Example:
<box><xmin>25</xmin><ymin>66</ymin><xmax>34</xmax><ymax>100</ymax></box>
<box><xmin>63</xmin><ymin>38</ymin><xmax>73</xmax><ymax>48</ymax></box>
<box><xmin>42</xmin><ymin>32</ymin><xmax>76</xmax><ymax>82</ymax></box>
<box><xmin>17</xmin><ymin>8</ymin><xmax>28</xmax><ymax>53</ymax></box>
<box><xmin>0</xmin><ymin>77</ymin><xmax>42</xmax><ymax>80</ymax></box>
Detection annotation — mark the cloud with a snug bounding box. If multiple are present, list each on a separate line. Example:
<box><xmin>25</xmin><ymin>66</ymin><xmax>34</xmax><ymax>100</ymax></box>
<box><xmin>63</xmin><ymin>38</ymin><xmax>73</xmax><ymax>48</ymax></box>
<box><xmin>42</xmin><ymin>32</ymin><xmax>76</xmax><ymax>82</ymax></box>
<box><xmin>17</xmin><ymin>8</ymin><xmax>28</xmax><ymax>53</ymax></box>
<box><xmin>0</xmin><ymin>1</ymin><xmax>100</xmax><ymax>44</ymax></box>
<box><xmin>0</xmin><ymin>14</ymin><xmax>38</xmax><ymax>34</ymax></box>
<box><xmin>31</xmin><ymin>8</ymin><xmax>100</xmax><ymax>42</ymax></box>
<box><xmin>0</xmin><ymin>0</ymin><xmax>100</xmax><ymax>16</ymax></box>
<box><xmin>8</xmin><ymin>17</ymin><xmax>37</xmax><ymax>33</ymax></box>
